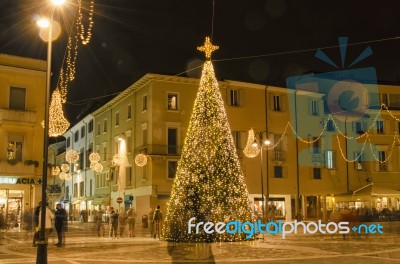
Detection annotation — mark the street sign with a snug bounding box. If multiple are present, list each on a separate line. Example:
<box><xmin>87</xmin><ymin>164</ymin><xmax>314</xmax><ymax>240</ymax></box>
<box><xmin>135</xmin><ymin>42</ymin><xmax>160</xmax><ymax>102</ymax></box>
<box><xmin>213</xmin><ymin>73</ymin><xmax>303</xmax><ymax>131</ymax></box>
<box><xmin>116</xmin><ymin>197</ymin><xmax>123</xmax><ymax>204</ymax></box>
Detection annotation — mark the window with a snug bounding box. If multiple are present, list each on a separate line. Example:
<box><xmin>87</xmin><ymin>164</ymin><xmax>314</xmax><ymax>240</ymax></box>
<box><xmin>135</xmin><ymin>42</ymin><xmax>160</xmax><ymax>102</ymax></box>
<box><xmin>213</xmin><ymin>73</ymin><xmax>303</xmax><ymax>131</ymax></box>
<box><xmin>311</xmin><ymin>100</ymin><xmax>318</xmax><ymax>115</ymax></box>
<box><xmin>86</xmin><ymin>144</ymin><xmax>92</xmax><ymax>168</ymax></box>
<box><xmin>74</xmin><ymin>131</ymin><xmax>79</xmax><ymax>142</ymax></box>
<box><xmin>103</xmin><ymin>119</ymin><xmax>107</xmax><ymax>133</ymax></box>
<box><xmin>66</xmin><ymin>137</ymin><xmax>71</xmax><ymax>148</ymax></box>
<box><xmin>81</xmin><ymin>126</ymin><xmax>85</xmax><ymax>138</ymax></box>
<box><xmin>88</xmin><ymin>120</ymin><xmax>93</xmax><ymax>133</ymax></box>
<box><xmin>168</xmin><ymin>160</ymin><xmax>178</xmax><ymax>179</ymax></box>
<box><xmin>378</xmin><ymin>151</ymin><xmax>387</xmax><ymax>171</ymax></box>
<box><xmin>89</xmin><ymin>179</ymin><xmax>93</xmax><ymax>196</ymax></box>
<box><xmin>128</xmin><ymin>104</ymin><xmax>132</xmax><ymax>119</ymax></box>
<box><xmin>232</xmin><ymin>131</ymin><xmax>241</xmax><ymax>150</ymax></box>
<box><xmin>66</xmin><ymin>186</ymin><xmax>70</xmax><ymax>200</ymax></box>
<box><xmin>97</xmin><ymin>123</ymin><xmax>100</xmax><ymax>136</ymax></box>
<box><xmin>313</xmin><ymin>168</ymin><xmax>321</xmax><ymax>179</ymax></box>
<box><xmin>126</xmin><ymin>134</ymin><xmax>132</xmax><ymax>153</ymax></box>
<box><xmin>381</xmin><ymin>93</ymin><xmax>388</xmax><ymax>106</ymax></box>
<box><xmin>229</xmin><ymin>89</ymin><xmax>239</xmax><ymax>106</ymax></box>
<box><xmin>168</xmin><ymin>128</ymin><xmax>178</xmax><ymax>154</ymax></box>
<box><xmin>142</xmin><ymin>167</ymin><xmax>147</xmax><ymax>180</ymax></box>
<box><xmin>354</xmin><ymin>122</ymin><xmax>366</xmax><ymax>134</ymax></box>
<box><xmin>326</xmin><ymin>150</ymin><xmax>336</xmax><ymax>169</ymax></box>
<box><xmin>7</xmin><ymin>134</ymin><xmax>23</xmax><ymax>161</ymax></box>
<box><xmin>79</xmin><ymin>181</ymin><xmax>84</xmax><ymax>197</ymax></box>
<box><xmin>274</xmin><ymin>166</ymin><xmax>283</xmax><ymax>178</ymax></box>
<box><xmin>327</xmin><ymin>120</ymin><xmax>335</xmax><ymax>132</ymax></box>
<box><xmin>115</xmin><ymin>112</ymin><xmax>119</xmax><ymax>126</ymax></box>
<box><xmin>9</xmin><ymin>87</ymin><xmax>26</xmax><ymax>110</ymax></box>
<box><xmin>167</xmin><ymin>93</ymin><xmax>178</xmax><ymax>110</ymax></box>
<box><xmin>354</xmin><ymin>152</ymin><xmax>366</xmax><ymax>170</ymax></box>
<box><xmin>273</xmin><ymin>95</ymin><xmax>281</xmax><ymax>111</ymax></box>
<box><xmin>73</xmin><ymin>183</ymin><xmax>78</xmax><ymax>198</ymax></box>
<box><xmin>79</xmin><ymin>149</ymin><xmax>84</xmax><ymax>169</ymax></box>
<box><xmin>142</xmin><ymin>95</ymin><xmax>148</xmax><ymax>111</ymax></box>
<box><xmin>103</xmin><ymin>144</ymin><xmax>107</xmax><ymax>161</ymax></box>
<box><xmin>126</xmin><ymin>167</ymin><xmax>132</xmax><ymax>187</ymax></box>
<box><xmin>376</xmin><ymin>121</ymin><xmax>384</xmax><ymax>134</ymax></box>
<box><xmin>312</xmin><ymin>137</ymin><xmax>320</xmax><ymax>153</ymax></box>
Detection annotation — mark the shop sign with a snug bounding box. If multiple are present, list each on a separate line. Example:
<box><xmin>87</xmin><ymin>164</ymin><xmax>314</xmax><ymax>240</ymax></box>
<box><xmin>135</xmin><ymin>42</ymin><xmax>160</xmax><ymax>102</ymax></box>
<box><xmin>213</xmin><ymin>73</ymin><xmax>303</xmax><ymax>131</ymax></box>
<box><xmin>0</xmin><ymin>177</ymin><xmax>41</xmax><ymax>185</ymax></box>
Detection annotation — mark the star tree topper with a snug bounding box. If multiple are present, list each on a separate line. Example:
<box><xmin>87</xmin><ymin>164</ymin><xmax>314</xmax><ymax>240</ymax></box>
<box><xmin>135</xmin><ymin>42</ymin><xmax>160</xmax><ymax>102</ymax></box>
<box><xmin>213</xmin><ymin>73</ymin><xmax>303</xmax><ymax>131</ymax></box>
<box><xmin>197</xmin><ymin>37</ymin><xmax>219</xmax><ymax>60</ymax></box>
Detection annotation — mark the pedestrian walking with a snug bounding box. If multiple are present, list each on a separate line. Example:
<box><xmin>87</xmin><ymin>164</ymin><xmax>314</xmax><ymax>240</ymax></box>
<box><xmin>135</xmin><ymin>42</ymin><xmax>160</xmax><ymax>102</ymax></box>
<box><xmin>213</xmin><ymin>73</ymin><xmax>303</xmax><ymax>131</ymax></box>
<box><xmin>54</xmin><ymin>203</ymin><xmax>68</xmax><ymax>247</ymax></box>
<box><xmin>32</xmin><ymin>201</ymin><xmax>41</xmax><ymax>247</ymax></box>
<box><xmin>152</xmin><ymin>205</ymin><xmax>162</xmax><ymax>239</ymax></box>
<box><xmin>126</xmin><ymin>208</ymin><xmax>137</xmax><ymax>237</ymax></box>
<box><xmin>38</xmin><ymin>202</ymin><xmax>54</xmax><ymax>244</ymax></box>
<box><xmin>109</xmin><ymin>210</ymin><xmax>119</xmax><ymax>239</ymax></box>
<box><xmin>118</xmin><ymin>211</ymin><xmax>127</xmax><ymax>238</ymax></box>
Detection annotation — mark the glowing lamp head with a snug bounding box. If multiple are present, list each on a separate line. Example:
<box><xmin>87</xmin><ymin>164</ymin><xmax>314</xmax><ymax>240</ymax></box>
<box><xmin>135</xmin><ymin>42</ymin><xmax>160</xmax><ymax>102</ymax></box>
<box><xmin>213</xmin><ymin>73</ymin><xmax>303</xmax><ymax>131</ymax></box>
<box><xmin>51</xmin><ymin>0</ymin><xmax>66</xmax><ymax>6</ymax></box>
<box><xmin>37</xmin><ymin>18</ymin><xmax>50</xmax><ymax>28</ymax></box>
<box><xmin>264</xmin><ymin>139</ymin><xmax>271</xmax><ymax>146</ymax></box>
<box><xmin>251</xmin><ymin>140</ymin><xmax>258</xmax><ymax>148</ymax></box>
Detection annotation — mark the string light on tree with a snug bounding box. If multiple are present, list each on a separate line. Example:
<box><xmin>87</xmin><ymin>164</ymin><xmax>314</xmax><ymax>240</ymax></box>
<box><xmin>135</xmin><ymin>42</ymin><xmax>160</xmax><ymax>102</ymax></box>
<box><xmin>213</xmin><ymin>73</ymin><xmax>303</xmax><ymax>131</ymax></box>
<box><xmin>163</xmin><ymin>37</ymin><xmax>254</xmax><ymax>242</ymax></box>
<box><xmin>243</xmin><ymin>128</ymin><xmax>260</xmax><ymax>158</ymax></box>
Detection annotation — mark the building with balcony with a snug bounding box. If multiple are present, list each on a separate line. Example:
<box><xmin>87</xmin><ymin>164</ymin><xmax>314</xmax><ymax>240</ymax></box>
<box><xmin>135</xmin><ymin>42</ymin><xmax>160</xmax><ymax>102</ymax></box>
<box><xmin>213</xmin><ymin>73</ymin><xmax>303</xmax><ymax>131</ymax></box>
<box><xmin>0</xmin><ymin>54</ymin><xmax>46</xmax><ymax>228</ymax></box>
<box><xmin>91</xmin><ymin>74</ymin><xmax>274</xmax><ymax>221</ymax></box>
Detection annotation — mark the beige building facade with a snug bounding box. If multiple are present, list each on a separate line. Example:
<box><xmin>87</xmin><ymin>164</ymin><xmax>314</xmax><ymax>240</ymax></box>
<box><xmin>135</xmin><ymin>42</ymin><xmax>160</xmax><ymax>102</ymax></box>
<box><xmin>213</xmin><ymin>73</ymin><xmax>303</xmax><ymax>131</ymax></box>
<box><xmin>0</xmin><ymin>54</ymin><xmax>47</xmax><ymax>228</ymax></box>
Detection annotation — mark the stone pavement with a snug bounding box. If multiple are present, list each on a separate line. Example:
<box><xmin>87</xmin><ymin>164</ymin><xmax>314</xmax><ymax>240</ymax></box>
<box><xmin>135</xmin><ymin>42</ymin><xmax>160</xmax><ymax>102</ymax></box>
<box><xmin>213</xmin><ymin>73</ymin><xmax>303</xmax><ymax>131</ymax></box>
<box><xmin>0</xmin><ymin>222</ymin><xmax>400</xmax><ymax>263</ymax></box>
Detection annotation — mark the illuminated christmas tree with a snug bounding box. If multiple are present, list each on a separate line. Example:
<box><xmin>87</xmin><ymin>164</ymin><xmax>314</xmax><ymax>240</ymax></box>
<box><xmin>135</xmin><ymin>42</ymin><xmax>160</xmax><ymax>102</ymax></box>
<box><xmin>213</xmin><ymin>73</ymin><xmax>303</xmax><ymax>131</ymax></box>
<box><xmin>163</xmin><ymin>37</ymin><xmax>254</xmax><ymax>242</ymax></box>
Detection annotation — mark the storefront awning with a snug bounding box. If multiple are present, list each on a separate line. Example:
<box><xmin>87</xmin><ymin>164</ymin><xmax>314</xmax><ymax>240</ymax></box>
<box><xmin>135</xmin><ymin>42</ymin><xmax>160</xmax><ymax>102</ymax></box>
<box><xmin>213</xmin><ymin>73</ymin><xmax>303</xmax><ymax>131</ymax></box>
<box><xmin>354</xmin><ymin>184</ymin><xmax>400</xmax><ymax>196</ymax></box>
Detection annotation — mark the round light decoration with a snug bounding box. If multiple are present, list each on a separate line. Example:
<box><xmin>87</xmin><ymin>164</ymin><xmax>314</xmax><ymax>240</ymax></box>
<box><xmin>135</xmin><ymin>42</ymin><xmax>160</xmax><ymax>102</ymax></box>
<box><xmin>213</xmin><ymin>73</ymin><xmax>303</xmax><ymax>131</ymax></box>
<box><xmin>64</xmin><ymin>173</ymin><xmax>72</xmax><ymax>180</ymax></box>
<box><xmin>89</xmin><ymin>152</ymin><xmax>100</xmax><ymax>164</ymax></box>
<box><xmin>61</xmin><ymin>163</ymin><xmax>69</xmax><ymax>172</ymax></box>
<box><xmin>112</xmin><ymin>154</ymin><xmax>122</xmax><ymax>166</ymax></box>
<box><xmin>94</xmin><ymin>163</ymin><xmax>103</xmax><ymax>173</ymax></box>
<box><xmin>243</xmin><ymin>128</ymin><xmax>261</xmax><ymax>158</ymax></box>
<box><xmin>51</xmin><ymin>166</ymin><xmax>60</xmax><ymax>176</ymax></box>
<box><xmin>65</xmin><ymin>149</ymin><xmax>79</xmax><ymax>164</ymax></box>
<box><xmin>59</xmin><ymin>171</ymin><xmax>66</xmax><ymax>180</ymax></box>
<box><xmin>135</xmin><ymin>154</ymin><xmax>147</xmax><ymax>167</ymax></box>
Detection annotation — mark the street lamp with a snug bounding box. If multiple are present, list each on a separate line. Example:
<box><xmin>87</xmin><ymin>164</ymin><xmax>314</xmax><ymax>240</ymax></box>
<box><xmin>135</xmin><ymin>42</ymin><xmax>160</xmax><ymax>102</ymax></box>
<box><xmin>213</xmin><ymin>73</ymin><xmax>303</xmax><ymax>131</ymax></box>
<box><xmin>36</xmin><ymin>1</ymin><xmax>65</xmax><ymax>263</ymax></box>
<box><xmin>243</xmin><ymin>129</ymin><xmax>271</xmax><ymax>220</ymax></box>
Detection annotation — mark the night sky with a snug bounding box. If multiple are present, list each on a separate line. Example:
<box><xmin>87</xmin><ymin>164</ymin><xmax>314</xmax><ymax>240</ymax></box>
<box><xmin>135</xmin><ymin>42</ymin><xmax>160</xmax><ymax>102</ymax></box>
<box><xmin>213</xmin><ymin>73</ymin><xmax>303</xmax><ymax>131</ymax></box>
<box><xmin>1</xmin><ymin>0</ymin><xmax>400</xmax><ymax>125</ymax></box>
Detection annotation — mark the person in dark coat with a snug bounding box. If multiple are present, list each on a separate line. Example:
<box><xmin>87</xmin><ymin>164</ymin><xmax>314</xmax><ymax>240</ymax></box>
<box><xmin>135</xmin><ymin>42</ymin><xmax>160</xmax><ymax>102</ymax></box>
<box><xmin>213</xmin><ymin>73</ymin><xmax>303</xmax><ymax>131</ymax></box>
<box><xmin>109</xmin><ymin>210</ymin><xmax>119</xmax><ymax>239</ymax></box>
<box><xmin>54</xmin><ymin>203</ymin><xmax>68</xmax><ymax>247</ymax></box>
<box><xmin>32</xmin><ymin>201</ymin><xmax>41</xmax><ymax>247</ymax></box>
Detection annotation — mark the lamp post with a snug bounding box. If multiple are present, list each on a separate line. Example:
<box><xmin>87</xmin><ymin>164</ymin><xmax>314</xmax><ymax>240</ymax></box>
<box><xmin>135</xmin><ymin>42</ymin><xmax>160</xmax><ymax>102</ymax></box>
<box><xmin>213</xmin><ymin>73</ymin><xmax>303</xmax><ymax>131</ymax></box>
<box><xmin>36</xmin><ymin>1</ymin><xmax>65</xmax><ymax>263</ymax></box>
<box><xmin>244</xmin><ymin>130</ymin><xmax>271</xmax><ymax>219</ymax></box>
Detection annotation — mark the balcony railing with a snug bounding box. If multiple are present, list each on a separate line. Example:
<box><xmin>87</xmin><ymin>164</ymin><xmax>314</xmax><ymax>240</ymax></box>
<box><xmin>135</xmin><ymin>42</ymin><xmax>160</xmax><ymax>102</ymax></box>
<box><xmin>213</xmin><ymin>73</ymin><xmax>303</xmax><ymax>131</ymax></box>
<box><xmin>272</xmin><ymin>150</ymin><xmax>286</xmax><ymax>162</ymax></box>
<box><xmin>0</xmin><ymin>108</ymin><xmax>36</xmax><ymax>125</ymax></box>
<box><xmin>135</xmin><ymin>144</ymin><xmax>182</xmax><ymax>156</ymax></box>
<box><xmin>0</xmin><ymin>161</ymin><xmax>35</xmax><ymax>176</ymax></box>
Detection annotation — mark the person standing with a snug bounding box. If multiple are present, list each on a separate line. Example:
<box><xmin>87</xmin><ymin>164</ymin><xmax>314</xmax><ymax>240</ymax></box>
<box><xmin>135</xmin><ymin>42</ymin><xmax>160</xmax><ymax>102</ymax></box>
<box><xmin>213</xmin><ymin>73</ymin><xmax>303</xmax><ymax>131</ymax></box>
<box><xmin>54</xmin><ymin>203</ymin><xmax>68</xmax><ymax>247</ymax></box>
<box><xmin>126</xmin><ymin>208</ymin><xmax>137</xmax><ymax>237</ymax></box>
<box><xmin>32</xmin><ymin>201</ymin><xmax>41</xmax><ymax>247</ymax></box>
<box><xmin>152</xmin><ymin>205</ymin><xmax>162</xmax><ymax>239</ymax></box>
<box><xmin>118</xmin><ymin>211</ymin><xmax>127</xmax><ymax>238</ymax></box>
<box><xmin>109</xmin><ymin>210</ymin><xmax>119</xmax><ymax>239</ymax></box>
<box><xmin>38</xmin><ymin>202</ymin><xmax>54</xmax><ymax>244</ymax></box>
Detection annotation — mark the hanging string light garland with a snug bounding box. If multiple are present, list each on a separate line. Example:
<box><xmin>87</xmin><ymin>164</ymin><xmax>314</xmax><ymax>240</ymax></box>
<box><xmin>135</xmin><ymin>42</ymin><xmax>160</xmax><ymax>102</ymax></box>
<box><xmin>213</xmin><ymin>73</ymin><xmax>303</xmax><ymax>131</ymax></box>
<box><xmin>49</xmin><ymin>89</ymin><xmax>70</xmax><ymax>137</ymax></box>
<box><xmin>244</xmin><ymin>103</ymin><xmax>400</xmax><ymax>165</ymax></box>
<box><xmin>48</xmin><ymin>0</ymin><xmax>96</xmax><ymax>137</ymax></box>
<box><xmin>77</xmin><ymin>0</ymin><xmax>95</xmax><ymax>45</ymax></box>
